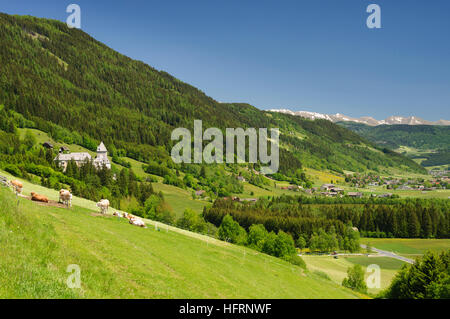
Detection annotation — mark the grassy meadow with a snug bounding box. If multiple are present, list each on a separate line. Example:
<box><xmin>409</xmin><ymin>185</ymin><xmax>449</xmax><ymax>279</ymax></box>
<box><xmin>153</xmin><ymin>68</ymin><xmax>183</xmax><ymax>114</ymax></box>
<box><xmin>302</xmin><ymin>255</ymin><xmax>406</xmax><ymax>295</ymax></box>
<box><xmin>0</xmin><ymin>187</ymin><xmax>361</xmax><ymax>299</ymax></box>
<box><xmin>360</xmin><ymin>238</ymin><xmax>450</xmax><ymax>258</ymax></box>
<box><xmin>152</xmin><ymin>182</ymin><xmax>209</xmax><ymax>217</ymax></box>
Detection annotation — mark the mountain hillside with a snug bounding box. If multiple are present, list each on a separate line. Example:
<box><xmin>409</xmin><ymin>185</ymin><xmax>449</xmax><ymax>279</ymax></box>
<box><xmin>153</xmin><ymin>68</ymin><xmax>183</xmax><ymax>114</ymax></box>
<box><xmin>0</xmin><ymin>13</ymin><xmax>425</xmax><ymax>176</ymax></box>
<box><xmin>0</xmin><ymin>178</ymin><xmax>360</xmax><ymax>298</ymax></box>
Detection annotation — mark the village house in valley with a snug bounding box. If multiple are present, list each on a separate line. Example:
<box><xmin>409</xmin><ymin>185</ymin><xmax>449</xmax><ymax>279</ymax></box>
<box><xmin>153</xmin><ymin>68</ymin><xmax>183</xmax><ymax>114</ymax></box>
<box><xmin>54</xmin><ymin>142</ymin><xmax>111</xmax><ymax>171</ymax></box>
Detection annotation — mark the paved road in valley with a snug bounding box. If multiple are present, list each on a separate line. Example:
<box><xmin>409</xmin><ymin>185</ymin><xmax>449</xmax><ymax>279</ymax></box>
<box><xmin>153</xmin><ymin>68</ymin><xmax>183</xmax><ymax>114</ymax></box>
<box><xmin>360</xmin><ymin>244</ymin><xmax>415</xmax><ymax>264</ymax></box>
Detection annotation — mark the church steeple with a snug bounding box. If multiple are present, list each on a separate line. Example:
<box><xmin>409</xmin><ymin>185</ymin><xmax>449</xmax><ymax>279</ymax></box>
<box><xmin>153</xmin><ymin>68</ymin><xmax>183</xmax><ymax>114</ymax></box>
<box><xmin>97</xmin><ymin>141</ymin><xmax>107</xmax><ymax>153</ymax></box>
<box><xmin>94</xmin><ymin>142</ymin><xmax>111</xmax><ymax>169</ymax></box>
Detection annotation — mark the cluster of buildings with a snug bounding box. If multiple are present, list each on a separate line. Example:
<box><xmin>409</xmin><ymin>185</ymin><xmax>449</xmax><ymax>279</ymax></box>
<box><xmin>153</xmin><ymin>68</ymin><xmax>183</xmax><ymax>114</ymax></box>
<box><xmin>280</xmin><ymin>185</ymin><xmax>303</xmax><ymax>191</ymax></box>
<box><xmin>301</xmin><ymin>183</ymin><xmax>397</xmax><ymax>199</ymax></box>
<box><xmin>345</xmin><ymin>173</ymin><xmax>450</xmax><ymax>192</ymax></box>
<box><xmin>385</xmin><ymin>178</ymin><xmax>449</xmax><ymax>191</ymax></box>
<box><xmin>429</xmin><ymin>169</ymin><xmax>450</xmax><ymax>177</ymax></box>
<box><xmin>223</xmin><ymin>196</ymin><xmax>258</xmax><ymax>203</ymax></box>
<box><xmin>318</xmin><ymin>184</ymin><xmax>363</xmax><ymax>198</ymax></box>
<box><xmin>44</xmin><ymin>141</ymin><xmax>112</xmax><ymax>171</ymax></box>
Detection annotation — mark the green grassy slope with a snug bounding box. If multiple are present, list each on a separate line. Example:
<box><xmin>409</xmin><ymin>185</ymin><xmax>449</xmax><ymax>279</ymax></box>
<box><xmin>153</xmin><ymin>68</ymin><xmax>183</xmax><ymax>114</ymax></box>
<box><xmin>0</xmin><ymin>186</ymin><xmax>361</xmax><ymax>298</ymax></box>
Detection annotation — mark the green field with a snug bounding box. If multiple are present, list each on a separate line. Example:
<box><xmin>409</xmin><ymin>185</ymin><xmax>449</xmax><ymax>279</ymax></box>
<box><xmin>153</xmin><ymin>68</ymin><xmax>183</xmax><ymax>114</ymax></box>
<box><xmin>395</xmin><ymin>146</ymin><xmax>432</xmax><ymax>158</ymax></box>
<box><xmin>361</xmin><ymin>238</ymin><xmax>450</xmax><ymax>258</ymax></box>
<box><xmin>235</xmin><ymin>181</ymin><xmax>295</xmax><ymax>198</ymax></box>
<box><xmin>360</xmin><ymin>188</ymin><xmax>450</xmax><ymax>199</ymax></box>
<box><xmin>118</xmin><ymin>156</ymin><xmax>151</xmax><ymax>180</ymax></box>
<box><xmin>302</xmin><ymin>255</ymin><xmax>406</xmax><ymax>295</ymax></box>
<box><xmin>304</xmin><ymin>168</ymin><xmax>345</xmax><ymax>186</ymax></box>
<box><xmin>152</xmin><ymin>182</ymin><xmax>208</xmax><ymax>217</ymax></box>
<box><xmin>0</xmin><ymin>186</ymin><xmax>361</xmax><ymax>298</ymax></box>
<box><xmin>341</xmin><ymin>182</ymin><xmax>450</xmax><ymax>199</ymax></box>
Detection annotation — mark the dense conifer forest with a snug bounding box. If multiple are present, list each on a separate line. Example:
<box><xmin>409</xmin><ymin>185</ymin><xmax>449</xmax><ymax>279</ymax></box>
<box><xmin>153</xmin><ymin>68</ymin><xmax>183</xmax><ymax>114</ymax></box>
<box><xmin>203</xmin><ymin>195</ymin><xmax>450</xmax><ymax>250</ymax></box>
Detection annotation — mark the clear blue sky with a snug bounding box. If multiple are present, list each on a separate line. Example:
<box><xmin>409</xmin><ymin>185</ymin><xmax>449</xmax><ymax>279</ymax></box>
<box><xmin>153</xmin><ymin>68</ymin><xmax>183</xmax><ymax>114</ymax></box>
<box><xmin>2</xmin><ymin>0</ymin><xmax>449</xmax><ymax>121</ymax></box>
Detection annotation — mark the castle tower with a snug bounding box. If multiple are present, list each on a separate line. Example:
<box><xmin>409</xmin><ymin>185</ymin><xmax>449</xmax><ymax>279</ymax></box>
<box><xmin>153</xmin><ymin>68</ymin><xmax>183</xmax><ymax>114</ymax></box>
<box><xmin>94</xmin><ymin>141</ymin><xmax>111</xmax><ymax>169</ymax></box>
<box><xmin>96</xmin><ymin>141</ymin><xmax>108</xmax><ymax>161</ymax></box>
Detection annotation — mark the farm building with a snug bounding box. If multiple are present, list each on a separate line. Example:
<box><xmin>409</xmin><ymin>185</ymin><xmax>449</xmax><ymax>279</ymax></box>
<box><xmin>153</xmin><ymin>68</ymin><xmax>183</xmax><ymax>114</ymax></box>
<box><xmin>236</xmin><ymin>176</ymin><xmax>246</xmax><ymax>182</ymax></box>
<box><xmin>42</xmin><ymin>142</ymin><xmax>53</xmax><ymax>149</ymax></box>
<box><xmin>347</xmin><ymin>192</ymin><xmax>363</xmax><ymax>198</ymax></box>
<box><xmin>54</xmin><ymin>142</ymin><xmax>111</xmax><ymax>171</ymax></box>
<box><xmin>330</xmin><ymin>187</ymin><xmax>344</xmax><ymax>193</ymax></box>
<box><xmin>59</xmin><ymin>146</ymin><xmax>69</xmax><ymax>153</ymax></box>
<box><xmin>195</xmin><ymin>190</ymin><xmax>206</xmax><ymax>196</ymax></box>
<box><xmin>320</xmin><ymin>184</ymin><xmax>335</xmax><ymax>191</ymax></box>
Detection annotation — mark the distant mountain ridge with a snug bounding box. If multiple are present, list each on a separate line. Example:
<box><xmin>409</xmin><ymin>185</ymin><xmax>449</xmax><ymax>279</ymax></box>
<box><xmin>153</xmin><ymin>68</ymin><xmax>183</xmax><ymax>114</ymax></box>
<box><xmin>268</xmin><ymin>109</ymin><xmax>450</xmax><ymax>126</ymax></box>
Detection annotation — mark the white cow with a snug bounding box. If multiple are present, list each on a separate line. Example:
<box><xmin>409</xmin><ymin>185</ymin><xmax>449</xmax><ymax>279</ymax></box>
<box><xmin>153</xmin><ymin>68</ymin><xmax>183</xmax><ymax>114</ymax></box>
<box><xmin>113</xmin><ymin>211</ymin><xmax>123</xmax><ymax>218</ymax></box>
<box><xmin>59</xmin><ymin>189</ymin><xmax>72</xmax><ymax>207</ymax></box>
<box><xmin>129</xmin><ymin>217</ymin><xmax>147</xmax><ymax>228</ymax></box>
<box><xmin>96</xmin><ymin>199</ymin><xmax>110</xmax><ymax>214</ymax></box>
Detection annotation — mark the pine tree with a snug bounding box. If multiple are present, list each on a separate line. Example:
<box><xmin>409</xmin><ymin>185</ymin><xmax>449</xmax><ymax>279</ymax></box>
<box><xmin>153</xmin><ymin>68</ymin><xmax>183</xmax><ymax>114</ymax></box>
<box><xmin>407</xmin><ymin>211</ymin><xmax>421</xmax><ymax>238</ymax></box>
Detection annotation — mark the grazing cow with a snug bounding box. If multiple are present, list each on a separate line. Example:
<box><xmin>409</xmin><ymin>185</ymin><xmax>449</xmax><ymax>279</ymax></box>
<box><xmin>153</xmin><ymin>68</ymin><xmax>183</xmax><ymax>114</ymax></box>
<box><xmin>129</xmin><ymin>217</ymin><xmax>147</xmax><ymax>228</ymax></box>
<box><xmin>113</xmin><ymin>211</ymin><xmax>123</xmax><ymax>218</ymax></box>
<box><xmin>96</xmin><ymin>199</ymin><xmax>110</xmax><ymax>214</ymax></box>
<box><xmin>31</xmin><ymin>192</ymin><xmax>49</xmax><ymax>203</ymax></box>
<box><xmin>10</xmin><ymin>180</ymin><xmax>23</xmax><ymax>195</ymax></box>
<box><xmin>59</xmin><ymin>189</ymin><xmax>72</xmax><ymax>207</ymax></box>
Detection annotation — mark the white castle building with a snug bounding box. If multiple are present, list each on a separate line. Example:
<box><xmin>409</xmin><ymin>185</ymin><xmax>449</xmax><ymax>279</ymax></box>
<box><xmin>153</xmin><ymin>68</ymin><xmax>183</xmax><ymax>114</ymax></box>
<box><xmin>55</xmin><ymin>142</ymin><xmax>111</xmax><ymax>171</ymax></box>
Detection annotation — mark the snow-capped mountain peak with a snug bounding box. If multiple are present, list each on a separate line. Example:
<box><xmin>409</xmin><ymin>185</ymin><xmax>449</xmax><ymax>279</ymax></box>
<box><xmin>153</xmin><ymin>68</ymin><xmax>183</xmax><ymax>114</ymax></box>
<box><xmin>267</xmin><ymin>109</ymin><xmax>449</xmax><ymax>126</ymax></box>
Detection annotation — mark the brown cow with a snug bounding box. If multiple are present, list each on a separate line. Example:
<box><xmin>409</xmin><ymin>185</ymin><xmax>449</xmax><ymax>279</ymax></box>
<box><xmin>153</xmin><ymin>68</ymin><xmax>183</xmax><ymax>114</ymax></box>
<box><xmin>10</xmin><ymin>180</ymin><xmax>23</xmax><ymax>195</ymax></box>
<box><xmin>123</xmin><ymin>212</ymin><xmax>132</xmax><ymax>220</ymax></box>
<box><xmin>31</xmin><ymin>192</ymin><xmax>49</xmax><ymax>203</ymax></box>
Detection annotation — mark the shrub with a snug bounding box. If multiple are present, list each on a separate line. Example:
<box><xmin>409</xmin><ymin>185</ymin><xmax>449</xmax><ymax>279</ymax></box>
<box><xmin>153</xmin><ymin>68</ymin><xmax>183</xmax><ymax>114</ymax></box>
<box><xmin>247</xmin><ymin>224</ymin><xmax>269</xmax><ymax>251</ymax></box>
<box><xmin>177</xmin><ymin>208</ymin><xmax>208</xmax><ymax>233</ymax></box>
<box><xmin>218</xmin><ymin>215</ymin><xmax>247</xmax><ymax>245</ymax></box>
<box><xmin>4</xmin><ymin>164</ymin><xmax>22</xmax><ymax>177</ymax></box>
<box><xmin>273</xmin><ymin>230</ymin><xmax>296</xmax><ymax>258</ymax></box>
<box><xmin>283</xmin><ymin>254</ymin><xmax>307</xmax><ymax>269</ymax></box>
<box><xmin>342</xmin><ymin>264</ymin><xmax>368</xmax><ymax>293</ymax></box>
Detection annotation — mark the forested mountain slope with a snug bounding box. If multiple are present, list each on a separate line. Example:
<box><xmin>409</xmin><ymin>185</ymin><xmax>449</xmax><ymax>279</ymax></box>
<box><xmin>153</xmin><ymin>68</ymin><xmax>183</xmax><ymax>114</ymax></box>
<box><xmin>0</xmin><ymin>13</ymin><xmax>424</xmax><ymax>175</ymax></box>
<box><xmin>338</xmin><ymin>122</ymin><xmax>450</xmax><ymax>167</ymax></box>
